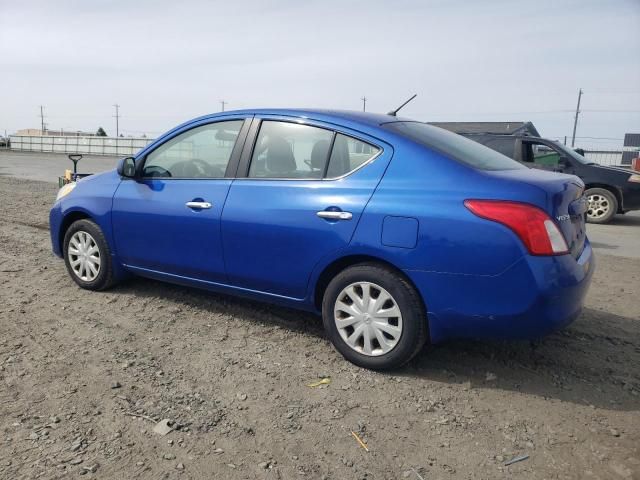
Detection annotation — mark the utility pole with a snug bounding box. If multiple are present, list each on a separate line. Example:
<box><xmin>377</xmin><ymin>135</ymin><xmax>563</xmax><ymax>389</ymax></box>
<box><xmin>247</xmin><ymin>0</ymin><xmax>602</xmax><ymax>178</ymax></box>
<box><xmin>220</xmin><ymin>100</ymin><xmax>227</xmax><ymax>112</ymax></box>
<box><xmin>113</xmin><ymin>104</ymin><xmax>120</xmax><ymax>137</ymax></box>
<box><xmin>39</xmin><ymin>106</ymin><xmax>46</xmax><ymax>134</ymax></box>
<box><xmin>361</xmin><ymin>96</ymin><xmax>367</xmax><ymax>112</ymax></box>
<box><xmin>571</xmin><ymin>88</ymin><xmax>583</xmax><ymax>148</ymax></box>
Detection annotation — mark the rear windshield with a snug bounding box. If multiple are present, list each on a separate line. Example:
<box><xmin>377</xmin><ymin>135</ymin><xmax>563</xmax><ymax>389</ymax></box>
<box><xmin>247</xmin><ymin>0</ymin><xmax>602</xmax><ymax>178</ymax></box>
<box><xmin>383</xmin><ymin>121</ymin><xmax>526</xmax><ymax>171</ymax></box>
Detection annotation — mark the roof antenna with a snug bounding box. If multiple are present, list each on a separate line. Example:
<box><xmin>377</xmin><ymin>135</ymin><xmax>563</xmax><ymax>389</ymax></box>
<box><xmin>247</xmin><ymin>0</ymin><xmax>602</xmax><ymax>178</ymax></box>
<box><xmin>387</xmin><ymin>94</ymin><xmax>417</xmax><ymax>116</ymax></box>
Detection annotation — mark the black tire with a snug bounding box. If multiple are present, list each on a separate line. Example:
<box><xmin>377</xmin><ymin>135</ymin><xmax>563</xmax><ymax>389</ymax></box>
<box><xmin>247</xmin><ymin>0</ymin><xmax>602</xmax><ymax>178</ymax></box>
<box><xmin>63</xmin><ymin>219</ymin><xmax>115</xmax><ymax>291</ymax></box>
<box><xmin>585</xmin><ymin>187</ymin><xmax>618</xmax><ymax>224</ymax></box>
<box><xmin>322</xmin><ymin>263</ymin><xmax>428</xmax><ymax>370</ymax></box>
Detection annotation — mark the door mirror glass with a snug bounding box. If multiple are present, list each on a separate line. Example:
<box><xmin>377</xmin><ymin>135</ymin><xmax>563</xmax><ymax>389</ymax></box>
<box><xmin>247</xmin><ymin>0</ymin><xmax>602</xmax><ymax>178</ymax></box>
<box><xmin>558</xmin><ymin>156</ymin><xmax>569</xmax><ymax>169</ymax></box>
<box><xmin>118</xmin><ymin>157</ymin><xmax>137</xmax><ymax>178</ymax></box>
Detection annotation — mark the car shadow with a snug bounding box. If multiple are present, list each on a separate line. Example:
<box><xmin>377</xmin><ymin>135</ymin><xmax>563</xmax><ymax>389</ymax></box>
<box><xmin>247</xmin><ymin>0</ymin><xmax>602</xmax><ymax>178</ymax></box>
<box><xmin>111</xmin><ymin>277</ymin><xmax>326</xmax><ymax>337</ymax></box>
<box><xmin>111</xmin><ymin>279</ymin><xmax>639</xmax><ymax>412</ymax></box>
<box><xmin>403</xmin><ymin>307</ymin><xmax>640</xmax><ymax>412</ymax></box>
<box><xmin>608</xmin><ymin>212</ymin><xmax>640</xmax><ymax>226</ymax></box>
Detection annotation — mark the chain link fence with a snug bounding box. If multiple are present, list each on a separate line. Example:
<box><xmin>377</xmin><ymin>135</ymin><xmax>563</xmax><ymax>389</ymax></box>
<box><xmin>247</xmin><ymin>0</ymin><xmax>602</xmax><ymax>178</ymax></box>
<box><xmin>8</xmin><ymin>135</ymin><xmax>154</xmax><ymax>156</ymax></box>
<box><xmin>582</xmin><ymin>150</ymin><xmax>624</xmax><ymax>167</ymax></box>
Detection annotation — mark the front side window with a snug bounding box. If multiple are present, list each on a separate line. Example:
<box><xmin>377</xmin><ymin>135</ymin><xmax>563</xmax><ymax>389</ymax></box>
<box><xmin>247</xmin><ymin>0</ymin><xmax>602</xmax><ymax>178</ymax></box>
<box><xmin>248</xmin><ymin>121</ymin><xmax>334</xmax><ymax>179</ymax></box>
<box><xmin>143</xmin><ymin>120</ymin><xmax>243</xmax><ymax>178</ymax></box>
<box><xmin>523</xmin><ymin>141</ymin><xmax>561</xmax><ymax>167</ymax></box>
<box><xmin>326</xmin><ymin>134</ymin><xmax>380</xmax><ymax>178</ymax></box>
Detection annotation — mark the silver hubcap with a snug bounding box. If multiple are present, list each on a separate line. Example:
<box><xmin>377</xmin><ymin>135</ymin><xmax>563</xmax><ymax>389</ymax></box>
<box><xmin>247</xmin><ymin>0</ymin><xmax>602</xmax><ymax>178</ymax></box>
<box><xmin>334</xmin><ymin>282</ymin><xmax>403</xmax><ymax>356</ymax></box>
<box><xmin>68</xmin><ymin>231</ymin><xmax>101</xmax><ymax>282</ymax></box>
<box><xmin>587</xmin><ymin>194</ymin><xmax>610</xmax><ymax>219</ymax></box>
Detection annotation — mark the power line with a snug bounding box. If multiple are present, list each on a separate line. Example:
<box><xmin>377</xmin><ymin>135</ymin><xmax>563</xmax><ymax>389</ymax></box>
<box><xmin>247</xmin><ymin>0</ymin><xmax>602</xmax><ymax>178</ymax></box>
<box><xmin>575</xmin><ymin>136</ymin><xmax>624</xmax><ymax>141</ymax></box>
<box><xmin>113</xmin><ymin>104</ymin><xmax>120</xmax><ymax>137</ymax></box>
<box><xmin>581</xmin><ymin>109</ymin><xmax>640</xmax><ymax>113</ymax></box>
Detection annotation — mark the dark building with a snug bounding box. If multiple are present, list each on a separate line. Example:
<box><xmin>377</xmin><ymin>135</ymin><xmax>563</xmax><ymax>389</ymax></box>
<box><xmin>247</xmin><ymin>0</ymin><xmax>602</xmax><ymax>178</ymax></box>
<box><xmin>429</xmin><ymin>121</ymin><xmax>540</xmax><ymax>137</ymax></box>
<box><xmin>622</xmin><ymin>133</ymin><xmax>640</xmax><ymax>166</ymax></box>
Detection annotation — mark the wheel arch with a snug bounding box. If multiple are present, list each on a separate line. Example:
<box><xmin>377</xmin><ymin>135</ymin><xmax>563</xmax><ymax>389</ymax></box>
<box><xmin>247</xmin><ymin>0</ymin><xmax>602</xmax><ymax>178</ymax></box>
<box><xmin>312</xmin><ymin>254</ymin><xmax>427</xmax><ymax>317</ymax></box>
<box><xmin>584</xmin><ymin>183</ymin><xmax>623</xmax><ymax>212</ymax></box>
<box><xmin>58</xmin><ymin>210</ymin><xmax>93</xmax><ymax>254</ymax></box>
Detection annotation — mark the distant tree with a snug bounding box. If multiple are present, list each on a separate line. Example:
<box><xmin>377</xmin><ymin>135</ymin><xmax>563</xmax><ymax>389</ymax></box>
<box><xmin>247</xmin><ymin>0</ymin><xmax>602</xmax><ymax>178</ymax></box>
<box><xmin>96</xmin><ymin>127</ymin><xmax>107</xmax><ymax>137</ymax></box>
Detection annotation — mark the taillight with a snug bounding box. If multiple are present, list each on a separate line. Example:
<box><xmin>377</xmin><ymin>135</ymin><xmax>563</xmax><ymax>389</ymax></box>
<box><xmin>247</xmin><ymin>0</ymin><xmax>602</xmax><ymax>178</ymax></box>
<box><xmin>464</xmin><ymin>200</ymin><xmax>569</xmax><ymax>256</ymax></box>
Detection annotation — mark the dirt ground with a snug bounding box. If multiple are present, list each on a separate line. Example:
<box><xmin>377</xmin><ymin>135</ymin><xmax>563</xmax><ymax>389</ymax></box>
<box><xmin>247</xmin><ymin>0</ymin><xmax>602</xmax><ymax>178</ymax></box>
<box><xmin>0</xmin><ymin>175</ymin><xmax>639</xmax><ymax>480</ymax></box>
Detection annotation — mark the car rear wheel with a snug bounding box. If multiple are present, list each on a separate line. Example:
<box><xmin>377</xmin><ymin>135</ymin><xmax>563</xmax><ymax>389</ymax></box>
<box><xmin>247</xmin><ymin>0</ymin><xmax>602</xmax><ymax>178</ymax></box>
<box><xmin>63</xmin><ymin>219</ymin><xmax>115</xmax><ymax>290</ymax></box>
<box><xmin>322</xmin><ymin>263</ymin><xmax>427</xmax><ymax>369</ymax></box>
<box><xmin>585</xmin><ymin>187</ymin><xmax>618</xmax><ymax>224</ymax></box>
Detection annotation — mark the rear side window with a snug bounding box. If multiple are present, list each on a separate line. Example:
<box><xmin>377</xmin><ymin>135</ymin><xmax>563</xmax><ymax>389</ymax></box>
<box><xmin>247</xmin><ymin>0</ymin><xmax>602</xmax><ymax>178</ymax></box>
<box><xmin>248</xmin><ymin>121</ymin><xmax>380</xmax><ymax>179</ymax></box>
<box><xmin>326</xmin><ymin>134</ymin><xmax>380</xmax><ymax>178</ymax></box>
<box><xmin>384</xmin><ymin>122</ymin><xmax>526</xmax><ymax>171</ymax></box>
<box><xmin>248</xmin><ymin>121</ymin><xmax>333</xmax><ymax>179</ymax></box>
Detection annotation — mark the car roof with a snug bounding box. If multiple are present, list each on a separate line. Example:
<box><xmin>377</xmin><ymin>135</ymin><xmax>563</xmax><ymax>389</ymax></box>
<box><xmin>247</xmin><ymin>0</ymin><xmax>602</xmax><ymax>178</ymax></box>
<box><xmin>139</xmin><ymin>109</ymin><xmax>428</xmax><ymax>159</ymax></box>
<box><xmin>193</xmin><ymin>108</ymin><xmax>414</xmax><ymax>129</ymax></box>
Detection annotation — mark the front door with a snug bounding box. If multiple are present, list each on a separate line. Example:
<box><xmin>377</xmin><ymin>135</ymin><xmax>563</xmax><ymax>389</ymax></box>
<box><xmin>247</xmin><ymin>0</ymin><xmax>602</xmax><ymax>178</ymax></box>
<box><xmin>221</xmin><ymin>118</ymin><xmax>391</xmax><ymax>299</ymax></box>
<box><xmin>112</xmin><ymin>118</ymin><xmax>248</xmax><ymax>283</ymax></box>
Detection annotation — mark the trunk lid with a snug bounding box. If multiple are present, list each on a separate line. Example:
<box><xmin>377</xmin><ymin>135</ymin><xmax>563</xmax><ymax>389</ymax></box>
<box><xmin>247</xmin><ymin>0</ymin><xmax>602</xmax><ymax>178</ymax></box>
<box><xmin>488</xmin><ymin>169</ymin><xmax>587</xmax><ymax>259</ymax></box>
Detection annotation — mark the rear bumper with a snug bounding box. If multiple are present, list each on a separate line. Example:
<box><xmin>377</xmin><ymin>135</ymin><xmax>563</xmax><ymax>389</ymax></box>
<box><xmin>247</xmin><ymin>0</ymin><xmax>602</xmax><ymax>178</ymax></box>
<box><xmin>405</xmin><ymin>241</ymin><xmax>595</xmax><ymax>343</ymax></box>
<box><xmin>621</xmin><ymin>183</ymin><xmax>640</xmax><ymax>211</ymax></box>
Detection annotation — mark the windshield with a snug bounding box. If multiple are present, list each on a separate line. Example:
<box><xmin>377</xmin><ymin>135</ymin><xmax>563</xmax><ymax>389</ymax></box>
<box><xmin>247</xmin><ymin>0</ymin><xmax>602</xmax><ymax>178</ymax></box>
<box><xmin>550</xmin><ymin>141</ymin><xmax>592</xmax><ymax>165</ymax></box>
<box><xmin>383</xmin><ymin>121</ymin><xmax>526</xmax><ymax>171</ymax></box>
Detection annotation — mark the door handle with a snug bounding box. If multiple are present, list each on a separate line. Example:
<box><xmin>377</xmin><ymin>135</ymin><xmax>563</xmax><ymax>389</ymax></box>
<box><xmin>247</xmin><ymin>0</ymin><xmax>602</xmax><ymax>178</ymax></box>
<box><xmin>186</xmin><ymin>201</ymin><xmax>212</xmax><ymax>209</ymax></box>
<box><xmin>317</xmin><ymin>210</ymin><xmax>352</xmax><ymax>220</ymax></box>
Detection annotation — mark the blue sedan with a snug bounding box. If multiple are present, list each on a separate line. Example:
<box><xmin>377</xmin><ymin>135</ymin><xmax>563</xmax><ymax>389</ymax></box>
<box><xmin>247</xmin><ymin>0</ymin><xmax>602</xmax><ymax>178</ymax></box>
<box><xmin>50</xmin><ymin>109</ymin><xmax>594</xmax><ymax>369</ymax></box>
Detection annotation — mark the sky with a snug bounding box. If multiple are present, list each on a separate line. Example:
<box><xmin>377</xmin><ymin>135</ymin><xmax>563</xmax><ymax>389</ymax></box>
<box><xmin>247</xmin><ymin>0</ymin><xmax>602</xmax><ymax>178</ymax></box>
<box><xmin>1</xmin><ymin>0</ymin><xmax>639</xmax><ymax>149</ymax></box>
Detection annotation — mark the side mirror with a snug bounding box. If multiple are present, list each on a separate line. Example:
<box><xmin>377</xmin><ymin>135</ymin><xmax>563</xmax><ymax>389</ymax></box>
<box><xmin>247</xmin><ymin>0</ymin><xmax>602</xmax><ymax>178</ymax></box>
<box><xmin>554</xmin><ymin>156</ymin><xmax>570</xmax><ymax>172</ymax></box>
<box><xmin>117</xmin><ymin>157</ymin><xmax>137</xmax><ymax>178</ymax></box>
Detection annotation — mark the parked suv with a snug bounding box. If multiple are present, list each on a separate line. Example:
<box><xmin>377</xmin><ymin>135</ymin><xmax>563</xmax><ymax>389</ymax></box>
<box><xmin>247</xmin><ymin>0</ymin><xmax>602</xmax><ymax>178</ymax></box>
<box><xmin>463</xmin><ymin>133</ymin><xmax>640</xmax><ymax>223</ymax></box>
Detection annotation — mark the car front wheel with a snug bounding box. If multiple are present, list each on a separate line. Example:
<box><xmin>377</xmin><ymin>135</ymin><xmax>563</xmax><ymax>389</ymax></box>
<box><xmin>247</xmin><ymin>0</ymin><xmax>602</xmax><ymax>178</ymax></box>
<box><xmin>322</xmin><ymin>263</ymin><xmax>428</xmax><ymax>369</ymax></box>
<box><xmin>63</xmin><ymin>219</ymin><xmax>115</xmax><ymax>290</ymax></box>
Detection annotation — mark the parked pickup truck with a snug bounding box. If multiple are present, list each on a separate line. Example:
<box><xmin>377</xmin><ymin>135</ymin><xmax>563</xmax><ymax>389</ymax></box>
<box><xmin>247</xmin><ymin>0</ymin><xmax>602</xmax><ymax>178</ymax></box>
<box><xmin>462</xmin><ymin>133</ymin><xmax>640</xmax><ymax>224</ymax></box>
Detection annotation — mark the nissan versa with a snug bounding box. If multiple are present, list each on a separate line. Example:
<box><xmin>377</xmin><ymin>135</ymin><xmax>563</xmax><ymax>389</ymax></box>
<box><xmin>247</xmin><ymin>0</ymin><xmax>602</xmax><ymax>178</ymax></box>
<box><xmin>49</xmin><ymin>110</ymin><xmax>594</xmax><ymax>369</ymax></box>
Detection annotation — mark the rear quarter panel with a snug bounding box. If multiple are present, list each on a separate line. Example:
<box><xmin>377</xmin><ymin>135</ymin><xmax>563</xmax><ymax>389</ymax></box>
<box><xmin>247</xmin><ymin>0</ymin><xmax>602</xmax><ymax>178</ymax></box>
<box><xmin>331</xmin><ymin>139</ymin><xmax>555</xmax><ymax>342</ymax></box>
<box><xmin>349</xmin><ymin>141</ymin><xmax>535</xmax><ymax>275</ymax></box>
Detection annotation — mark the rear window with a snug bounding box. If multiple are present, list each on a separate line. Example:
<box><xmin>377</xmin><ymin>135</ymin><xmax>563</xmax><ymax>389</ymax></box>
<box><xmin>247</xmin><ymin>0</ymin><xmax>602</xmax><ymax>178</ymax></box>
<box><xmin>383</xmin><ymin>122</ymin><xmax>526</xmax><ymax>171</ymax></box>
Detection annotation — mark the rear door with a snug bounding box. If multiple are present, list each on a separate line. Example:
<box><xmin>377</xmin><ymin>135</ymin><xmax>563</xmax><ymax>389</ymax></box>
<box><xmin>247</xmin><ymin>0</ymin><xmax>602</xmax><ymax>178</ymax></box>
<box><xmin>221</xmin><ymin>117</ymin><xmax>392</xmax><ymax>299</ymax></box>
<box><xmin>112</xmin><ymin>117</ymin><xmax>250</xmax><ymax>283</ymax></box>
